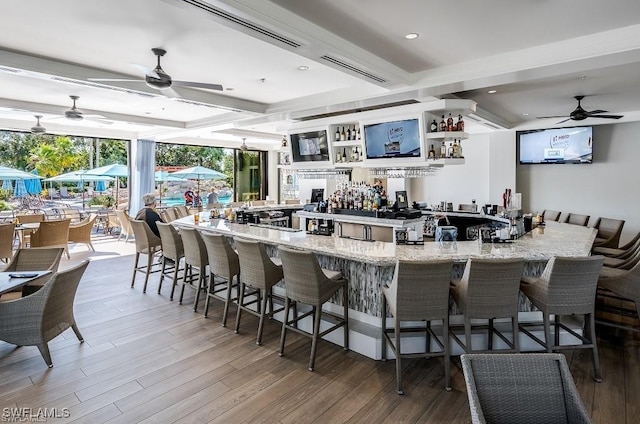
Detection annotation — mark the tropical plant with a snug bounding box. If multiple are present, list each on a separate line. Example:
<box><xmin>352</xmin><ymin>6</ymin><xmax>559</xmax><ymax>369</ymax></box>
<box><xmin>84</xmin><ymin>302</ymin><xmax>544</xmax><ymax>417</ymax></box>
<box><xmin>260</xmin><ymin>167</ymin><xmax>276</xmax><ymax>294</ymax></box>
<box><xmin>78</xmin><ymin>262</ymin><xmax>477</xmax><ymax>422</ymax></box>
<box><xmin>88</xmin><ymin>194</ymin><xmax>115</xmax><ymax>208</ymax></box>
<box><xmin>0</xmin><ymin>188</ymin><xmax>12</xmax><ymax>202</ymax></box>
<box><xmin>0</xmin><ymin>200</ymin><xmax>13</xmax><ymax>211</ymax></box>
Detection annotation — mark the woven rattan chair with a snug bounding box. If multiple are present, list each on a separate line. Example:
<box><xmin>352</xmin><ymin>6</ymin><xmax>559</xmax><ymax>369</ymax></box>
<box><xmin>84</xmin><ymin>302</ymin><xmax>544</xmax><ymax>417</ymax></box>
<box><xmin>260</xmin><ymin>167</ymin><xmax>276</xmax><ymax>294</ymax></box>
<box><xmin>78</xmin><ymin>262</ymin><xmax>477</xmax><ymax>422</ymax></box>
<box><xmin>278</xmin><ymin>245</ymin><xmax>349</xmax><ymax>371</ymax></box>
<box><xmin>30</xmin><ymin>219</ymin><xmax>71</xmax><ymax>259</ymax></box>
<box><xmin>382</xmin><ymin>259</ymin><xmax>454</xmax><ymax>394</ymax></box>
<box><xmin>164</xmin><ymin>207</ymin><xmax>178</xmax><ymax>222</ymax></box>
<box><xmin>0</xmin><ymin>247</ymin><xmax>64</xmax><ymax>300</ymax></box>
<box><xmin>542</xmin><ymin>209</ymin><xmax>561</xmax><ymax>222</ymax></box>
<box><xmin>176</xmin><ymin>205</ymin><xmax>190</xmax><ymax>218</ymax></box>
<box><xmin>201</xmin><ymin>233</ymin><xmax>239</xmax><ymax>326</ymax></box>
<box><xmin>520</xmin><ymin>256</ymin><xmax>604</xmax><ymax>382</ymax></box>
<box><xmin>234</xmin><ymin>238</ymin><xmax>284</xmax><ymax>345</ymax></box>
<box><xmin>450</xmin><ymin>258</ymin><xmax>525</xmax><ymax>353</ymax></box>
<box><xmin>129</xmin><ymin>219</ymin><xmax>163</xmax><ymax>293</ymax></box>
<box><xmin>59</xmin><ymin>208</ymin><xmax>82</xmax><ymax>223</ymax></box>
<box><xmin>106</xmin><ymin>212</ymin><xmax>120</xmax><ymax>235</ymax></box>
<box><xmin>593</xmin><ymin>230</ymin><xmax>640</xmax><ymax>257</ymax></box>
<box><xmin>156</xmin><ymin>222</ymin><xmax>185</xmax><ymax>300</ymax></box>
<box><xmin>0</xmin><ymin>260</ymin><xmax>90</xmax><ymax>367</ymax></box>
<box><xmin>0</xmin><ymin>222</ymin><xmax>15</xmax><ymax>262</ymax></box>
<box><xmin>115</xmin><ymin>209</ymin><xmax>133</xmax><ymax>242</ymax></box>
<box><xmin>68</xmin><ymin>213</ymin><xmax>97</xmax><ymax>252</ymax></box>
<box><xmin>16</xmin><ymin>212</ymin><xmax>44</xmax><ymax>248</ymax></box>
<box><xmin>597</xmin><ymin>260</ymin><xmax>640</xmax><ymax>332</ymax></box>
<box><xmin>564</xmin><ymin>213</ymin><xmax>590</xmax><ymax>226</ymax></box>
<box><xmin>178</xmin><ymin>227</ymin><xmax>208</xmax><ymax>311</ymax></box>
<box><xmin>460</xmin><ymin>353</ymin><xmax>593</xmax><ymax>424</ymax></box>
<box><xmin>591</xmin><ymin>217</ymin><xmax>625</xmax><ymax>249</ymax></box>
<box><xmin>602</xmin><ymin>241</ymin><xmax>640</xmax><ymax>270</ymax></box>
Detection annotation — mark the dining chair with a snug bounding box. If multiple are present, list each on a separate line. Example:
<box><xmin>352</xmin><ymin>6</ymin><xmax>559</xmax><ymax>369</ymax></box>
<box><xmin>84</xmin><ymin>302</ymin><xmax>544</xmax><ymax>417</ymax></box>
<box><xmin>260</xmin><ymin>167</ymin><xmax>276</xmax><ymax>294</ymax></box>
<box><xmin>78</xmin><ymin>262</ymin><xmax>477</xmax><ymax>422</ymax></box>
<box><xmin>0</xmin><ymin>247</ymin><xmax>64</xmax><ymax>300</ymax></box>
<box><xmin>68</xmin><ymin>213</ymin><xmax>97</xmax><ymax>252</ymax></box>
<box><xmin>29</xmin><ymin>219</ymin><xmax>71</xmax><ymax>259</ymax></box>
<box><xmin>129</xmin><ymin>219</ymin><xmax>163</xmax><ymax>293</ymax></box>
<box><xmin>115</xmin><ymin>209</ymin><xmax>133</xmax><ymax>242</ymax></box>
<box><xmin>0</xmin><ymin>222</ymin><xmax>16</xmax><ymax>263</ymax></box>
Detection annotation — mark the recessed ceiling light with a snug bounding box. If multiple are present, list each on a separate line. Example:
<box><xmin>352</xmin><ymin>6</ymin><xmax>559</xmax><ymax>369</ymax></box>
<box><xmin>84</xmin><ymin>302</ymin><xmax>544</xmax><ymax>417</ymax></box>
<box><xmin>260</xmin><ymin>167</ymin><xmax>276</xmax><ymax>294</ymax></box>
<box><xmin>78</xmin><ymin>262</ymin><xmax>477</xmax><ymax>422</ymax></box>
<box><xmin>488</xmin><ymin>89</ymin><xmax>497</xmax><ymax>94</ymax></box>
<box><xmin>522</xmin><ymin>113</ymin><xmax>529</xmax><ymax>116</ymax></box>
<box><xmin>405</xmin><ymin>33</ymin><xmax>419</xmax><ymax>40</ymax></box>
<box><xmin>297</xmin><ymin>65</ymin><xmax>310</xmax><ymax>71</ymax></box>
<box><xmin>226</xmin><ymin>87</ymin><xmax>234</xmax><ymax>91</ymax></box>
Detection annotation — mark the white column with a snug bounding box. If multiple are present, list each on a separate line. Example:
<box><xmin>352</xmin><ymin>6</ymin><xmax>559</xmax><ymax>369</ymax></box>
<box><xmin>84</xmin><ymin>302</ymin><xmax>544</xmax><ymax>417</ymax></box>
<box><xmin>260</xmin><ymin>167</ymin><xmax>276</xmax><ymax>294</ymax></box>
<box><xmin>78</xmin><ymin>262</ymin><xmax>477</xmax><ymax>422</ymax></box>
<box><xmin>129</xmin><ymin>139</ymin><xmax>156</xmax><ymax>215</ymax></box>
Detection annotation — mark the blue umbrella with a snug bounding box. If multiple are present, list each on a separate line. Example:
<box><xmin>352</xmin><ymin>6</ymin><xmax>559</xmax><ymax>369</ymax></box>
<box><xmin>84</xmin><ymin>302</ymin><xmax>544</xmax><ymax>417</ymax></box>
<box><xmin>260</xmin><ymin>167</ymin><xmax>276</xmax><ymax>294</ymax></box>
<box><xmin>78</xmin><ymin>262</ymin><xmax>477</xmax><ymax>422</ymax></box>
<box><xmin>13</xmin><ymin>179</ymin><xmax>28</xmax><ymax>198</ymax></box>
<box><xmin>24</xmin><ymin>169</ymin><xmax>42</xmax><ymax>195</ymax></box>
<box><xmin>95</xmin><ymin>180</ymin><xmax>107</xmax><ymax>192</ymax></box>
<box><xmin>2</xmin><ymin>180</ymin><xmax>12</xmax><ymax>190</ymax></box>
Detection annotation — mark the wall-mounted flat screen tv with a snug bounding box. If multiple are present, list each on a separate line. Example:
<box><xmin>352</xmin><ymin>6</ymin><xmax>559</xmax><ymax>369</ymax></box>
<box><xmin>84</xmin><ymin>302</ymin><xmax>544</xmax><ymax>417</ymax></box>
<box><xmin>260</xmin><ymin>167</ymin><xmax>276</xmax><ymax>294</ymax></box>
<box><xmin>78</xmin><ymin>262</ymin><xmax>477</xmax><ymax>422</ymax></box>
<box><xmin>518</xmin><ymin>126</ymin><xmax>593</xmax><ymax>164</ymax></box>
<box><xmin>290</xmin><ymin>130</ymin><xmax>330</xmax><ymax>163</ymax></box>
<box><xmin>364</xmin><ymin>118</ymin><xmax>422</xmax><ymax>159</ymax></box>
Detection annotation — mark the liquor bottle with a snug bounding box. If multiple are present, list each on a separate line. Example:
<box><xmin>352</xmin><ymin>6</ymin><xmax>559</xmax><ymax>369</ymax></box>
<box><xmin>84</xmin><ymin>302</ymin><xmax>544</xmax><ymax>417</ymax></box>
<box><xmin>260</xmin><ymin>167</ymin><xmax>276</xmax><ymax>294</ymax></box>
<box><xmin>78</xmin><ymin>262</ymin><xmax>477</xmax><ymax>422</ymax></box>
<box><xmin>428</xmin><ymin>144</ymin><xmax>436</xmax><ymax>159</ymax></box>
<box><xmin>356</xmin><ymin>126</ymin><xmax>361</xmax><ymax>139</ymax></box>
<box><xmin>447</xmin><ymin>142</ymin><xmax>454</xmax><ymax>158</ymax></box>
<box><xmin>353</xmin><ymin>146</ymin><xmax>359</xmax><ymax>161</ymax></box>
<box><xmin>336</xmin><ymin>149</ymin><xmax>342</xmax><ymax>163</ymax></box>
<box><xmin>340</xmin><ymin>127</ymin><xmax>346</xmax><ymax>141</ymax></box>
<box><xmin>439</xmin><ymin>115</ymin><xmax>447</xmax><ymax>132</ymax></box>
<box><xmin>346</xmin><ymin>126</ymin><xmax>351</xmax><ymax>141</ymax></box>
<box><xmin>335</xmin><ymin>126</ymin><xmax>341</xmax><ymax>142</ymax></box>
<box><xmin>447</xmin><ymin>113</ymin><xmax>454</xmax><ymax>132</ymax></box>
<box><xmin>430</xmin><ymin>119</ymin><xmax>438</xmax><ymax>132</ymax></box>
<box><xmin>457</xmin><ymin>140</ymin><xmax>463</xmax><ymax>158</ymax></box>
<box><xmin>343</xmin><ymin>148</ymin><xmax>347</xmax><ymax>162</ymax></box>
<box><xmin>452</xmin><ymin>139</ymin><xmax>459</xmax><ymax>158</ymax></box>
<box><xmin>440</xmin><ymin>141</ymin><xmax>446</xmax><ymax>158</ymax></box>
<box><xmin>456</xmin><ymin>114</ymin><xmax>465</xmax><ymax>132</ymax></box>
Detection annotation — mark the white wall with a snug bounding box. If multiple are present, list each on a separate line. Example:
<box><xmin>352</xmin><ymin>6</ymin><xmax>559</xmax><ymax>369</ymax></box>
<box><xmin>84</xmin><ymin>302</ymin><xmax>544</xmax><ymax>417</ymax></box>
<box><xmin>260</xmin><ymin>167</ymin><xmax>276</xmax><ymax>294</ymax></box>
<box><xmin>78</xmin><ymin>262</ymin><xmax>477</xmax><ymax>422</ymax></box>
<box><xmin>408</xmin><ymin>132</ymin><xmax>515</xmax><ymax>209</ymax></box>
<box><xmin>517</xmin><ymin>121</ymin><xmax>640</xmax><ymax>244</ymax></box>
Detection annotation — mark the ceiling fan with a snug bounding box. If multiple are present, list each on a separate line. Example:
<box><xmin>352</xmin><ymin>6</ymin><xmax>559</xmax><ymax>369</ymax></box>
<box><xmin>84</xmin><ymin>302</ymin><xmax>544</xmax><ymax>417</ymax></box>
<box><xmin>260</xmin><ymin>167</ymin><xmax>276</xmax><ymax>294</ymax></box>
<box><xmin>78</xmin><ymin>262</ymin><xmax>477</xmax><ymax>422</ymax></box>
<box><xmin>31</xmin><ymin>115</ymin><xmax>46</xmax><ymax>134</ymax></box>
<box><xmin>88</xmin><ymin>48</ymin><xmax>223</xmax><ymax>98</ymax></box>
<box><xmin>240</xmin><ymin>137</ymin><xmax>250</xmax><ymax>151</ymax></box>
<box><xmin>59</xmin><ymin>95</ymin><xmax>112</xmax><ymax>124</ymax></box>
<box><xmin>538</xmin><ymin>95</ymin><xmax>624</xmax><ymax>124</ymax></box>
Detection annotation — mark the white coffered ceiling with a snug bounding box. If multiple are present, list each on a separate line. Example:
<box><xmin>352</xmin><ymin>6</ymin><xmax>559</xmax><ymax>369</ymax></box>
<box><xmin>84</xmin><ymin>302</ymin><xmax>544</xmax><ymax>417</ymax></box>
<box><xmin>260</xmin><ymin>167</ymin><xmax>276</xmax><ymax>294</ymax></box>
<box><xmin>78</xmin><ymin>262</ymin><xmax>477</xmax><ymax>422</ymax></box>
<box><xmin>1</xmin><ymin>0</ymin><xmax>640</xmax><ymax>149</ymax></box>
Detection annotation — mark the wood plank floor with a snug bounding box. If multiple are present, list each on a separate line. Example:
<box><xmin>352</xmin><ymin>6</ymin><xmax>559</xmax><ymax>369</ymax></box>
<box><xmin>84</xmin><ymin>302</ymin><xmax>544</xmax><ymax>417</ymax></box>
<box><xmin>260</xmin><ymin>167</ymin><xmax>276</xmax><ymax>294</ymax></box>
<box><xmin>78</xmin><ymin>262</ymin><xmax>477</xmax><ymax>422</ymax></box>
<box><xmin>1</xmin><ymin>254</ymin><xmax>638</xmax><ymax>423</ymax></box>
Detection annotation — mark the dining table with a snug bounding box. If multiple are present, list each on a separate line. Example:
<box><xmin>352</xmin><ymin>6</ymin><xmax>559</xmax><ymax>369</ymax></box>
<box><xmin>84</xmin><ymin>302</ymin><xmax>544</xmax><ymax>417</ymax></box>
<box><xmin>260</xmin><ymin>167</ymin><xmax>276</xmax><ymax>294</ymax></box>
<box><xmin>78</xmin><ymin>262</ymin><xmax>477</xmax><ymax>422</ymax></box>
<box><xmin>0</xmin><ymin>271</ymin><xmax>52</xmax><ymax>295</ymax></box>
<box><xmin>14</xmin><ymin>222</ymin><xmax>41</xmax><ymax>248</ymax></box>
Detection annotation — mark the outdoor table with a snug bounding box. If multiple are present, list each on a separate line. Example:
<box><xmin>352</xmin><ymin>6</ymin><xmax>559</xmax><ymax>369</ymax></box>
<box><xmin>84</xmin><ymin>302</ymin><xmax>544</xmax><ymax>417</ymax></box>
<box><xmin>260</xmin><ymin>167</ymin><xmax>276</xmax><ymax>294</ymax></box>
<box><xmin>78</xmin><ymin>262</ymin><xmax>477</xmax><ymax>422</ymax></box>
<box><xmin>0</xmin><ymin>271</ymin><xmax>52</xmax><ymax>295</ymax></box>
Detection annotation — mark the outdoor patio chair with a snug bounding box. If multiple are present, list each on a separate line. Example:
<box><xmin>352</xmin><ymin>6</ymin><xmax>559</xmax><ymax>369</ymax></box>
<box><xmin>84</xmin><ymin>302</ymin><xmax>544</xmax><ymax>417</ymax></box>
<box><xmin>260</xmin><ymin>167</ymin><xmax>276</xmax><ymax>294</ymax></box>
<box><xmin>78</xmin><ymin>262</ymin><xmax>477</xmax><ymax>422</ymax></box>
<box><xmin>115</xmin><ymin>209</ymin><xmax>133</xmax><ymax>242</ymax></box>
<box><xmin>0</xmin><ymin>222</ymin><xmax>15</xmax><ymax>263</ymax></box>
<box><xmin>0</xmin><ymin>261</ymin><xmax>90</xmax><ymax>367</ymax></box>
<box><xmin>0</xmin><ymin>247</ymin><xmax>64</xmax><ymax>299</ymax></box>
<box><xmin>30</xmin><ymin>219</ymin><xmax>71</xmax><ymax>259</ymax></box>
<box><xmin>68</xmin><ymin>213</ymin><xmax>97</xmax><ymax>252</ymax></box>
<box><xmin>59</xmin><ymin>186</ymin><xmax>72</xmax><ymax>199</ymax></box>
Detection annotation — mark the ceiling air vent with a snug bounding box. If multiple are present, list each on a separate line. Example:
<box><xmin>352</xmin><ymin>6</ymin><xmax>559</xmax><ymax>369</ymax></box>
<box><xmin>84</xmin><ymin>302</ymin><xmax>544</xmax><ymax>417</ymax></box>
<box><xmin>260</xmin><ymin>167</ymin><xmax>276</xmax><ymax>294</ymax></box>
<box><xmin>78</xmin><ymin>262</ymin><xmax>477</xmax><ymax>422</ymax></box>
<box><xmin>320</xmin><ymin>55</ymin><xmax>387</xmax><ymax>83</ymax></box>
<box><xmin>181</xmin><ymin>0</ymin><xmax>303</xmax><ymax>48</ymax></box>
<box><xmin>0</xmin><ymin>66</ymin><xmax>20</xmax><ymax>74</ymax></box>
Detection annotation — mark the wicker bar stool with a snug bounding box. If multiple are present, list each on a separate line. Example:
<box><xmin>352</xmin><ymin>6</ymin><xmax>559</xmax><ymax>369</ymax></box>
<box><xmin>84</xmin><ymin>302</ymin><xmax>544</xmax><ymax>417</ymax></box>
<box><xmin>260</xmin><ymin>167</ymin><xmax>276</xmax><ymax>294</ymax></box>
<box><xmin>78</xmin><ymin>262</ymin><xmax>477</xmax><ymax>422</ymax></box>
<box><xmin>201</xmin><ymin>233</ymin><xmax>240</xmax><ymax>326</ymax></box>
<box><xmin>156</xmin><ymin>222</ymin><xmax>185</xmax><ymax>300</ymax></box>
<box><xmin>178</xmin><ymin>227</ymin><xmax>209</xmax><ymax>312</ymax></box>
<box><xmin>233</xmin><ymin>237</ymin><xmax>284</xmax><ymax>345</ymax></box>
<box><xmin>278</xmin><ymin>245</ymin><xmax>349</xmax><ymax>371</ymax></box>
<box><xmin>519</xmin><ymin>255</ymin><xmax>605</xmax><ymax>382</ymax></box>
<box><xmin>129</xmin><ymin>219</ymin><xmax>163</xmax><ymax>293</ymax></box>
<box><xmin>382</xmin><ymin>259</ymin><xmax>454</xmax><ymax>394</ymax></box>
<box><xmin>450</xmin><ymin>258</ymin><xmax>525</xmax><ymax>353</ymax></box>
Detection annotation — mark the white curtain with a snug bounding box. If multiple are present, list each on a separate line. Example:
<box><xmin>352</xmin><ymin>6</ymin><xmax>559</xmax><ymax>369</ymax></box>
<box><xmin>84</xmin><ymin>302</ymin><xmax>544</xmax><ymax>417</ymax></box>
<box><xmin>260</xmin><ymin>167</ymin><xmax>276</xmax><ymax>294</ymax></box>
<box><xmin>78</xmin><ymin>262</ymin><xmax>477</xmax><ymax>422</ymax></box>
<box><xmin>129</xmin><ymin>139</ymin><xmax>156</xmax><ymax>215</ymax></box>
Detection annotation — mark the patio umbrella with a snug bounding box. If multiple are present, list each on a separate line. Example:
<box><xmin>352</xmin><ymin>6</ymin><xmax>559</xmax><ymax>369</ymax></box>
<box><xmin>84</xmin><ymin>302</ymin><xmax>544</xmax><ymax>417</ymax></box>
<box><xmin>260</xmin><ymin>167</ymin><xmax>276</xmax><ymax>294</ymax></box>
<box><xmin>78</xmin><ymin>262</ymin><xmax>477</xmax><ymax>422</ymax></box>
<box><xmin>13</xmin><ymin>179</ymin><xmax>28</xmax><ymax>198</ymax></box>
<box><xmin>94</xmin><ymin>180</ymin><xmax>107</xmax><ymax>192</ymax></box>
<box><xmin>169</xmin><ymin>166</ymin><xmax>226</xmax><ymax>193</ymax></box>
<box><xmin>155</xmin><ymin>171</ymin><xmax>185</xmax><ymax>205</ymax></box>
<box><xmin>45</xmin><ymin>170</ymin><xmax>114</xmax><ymax>209</ymax></box>
<box><xmin>24</xmin><ymin>169</ymin><xmax>42</xmax><ymax>195</ymax></box>
<box><xmin>0</xmin><ymin>165</ymin><xmax>46</xmax><ymax>180</ymax></box>
<box><xmin>84</xmin><ymin>164</ymin><xmax>128</xmax><ymax>207</ymax></box>
<box><xmin>1</xmin><ymin>180</ymin><xmax>12</xmax><ymax>190</ymax></box>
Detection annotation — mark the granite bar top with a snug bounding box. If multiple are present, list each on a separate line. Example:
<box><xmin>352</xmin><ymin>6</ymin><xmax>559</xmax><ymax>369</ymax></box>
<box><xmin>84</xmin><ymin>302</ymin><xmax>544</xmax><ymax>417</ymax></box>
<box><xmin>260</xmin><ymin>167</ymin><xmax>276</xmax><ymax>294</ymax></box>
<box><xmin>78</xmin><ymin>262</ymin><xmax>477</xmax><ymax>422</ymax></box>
<box><xmin>174</xmin><ymin>216</ymin><xmax>596</xmax><ymax>266</ymax></box>
<box><xmin>422</xmin><ymin>210</ymin><xmax>510</xmax><ymax>224</ymax></box>
<box><xmin>295</xmin><ymin>211</ymin><xmax>425</xmax><ymax>227</ymax></box>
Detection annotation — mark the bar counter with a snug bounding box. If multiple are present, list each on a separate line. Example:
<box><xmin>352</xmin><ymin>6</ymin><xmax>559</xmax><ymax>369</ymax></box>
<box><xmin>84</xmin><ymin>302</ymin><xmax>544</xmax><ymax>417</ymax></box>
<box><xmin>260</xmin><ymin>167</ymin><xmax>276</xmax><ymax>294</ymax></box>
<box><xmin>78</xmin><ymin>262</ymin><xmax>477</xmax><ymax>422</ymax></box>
<box><xmin>173</xmin><ymin>216</ymin><xmax>596</xmax><ymax>358</ymax></box>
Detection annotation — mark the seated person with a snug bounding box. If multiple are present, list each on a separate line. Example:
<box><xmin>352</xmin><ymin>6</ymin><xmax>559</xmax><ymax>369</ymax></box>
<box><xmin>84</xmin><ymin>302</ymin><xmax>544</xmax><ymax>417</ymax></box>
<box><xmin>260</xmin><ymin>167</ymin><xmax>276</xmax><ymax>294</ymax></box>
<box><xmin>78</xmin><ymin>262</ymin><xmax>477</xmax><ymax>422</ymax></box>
<box><xmin>184</xmin><ymin>190</ymin><xmax>194</xmax><ymax>206</ymax></box>
<box><xmin>206</xmin><ymin>187</ymin><xmax>219</xmax><ymax>207</ymax></box>
<box><xmin>135</xmin><ymin>193</ymin><xmax>164</xmax><ymax>237</ymax></box>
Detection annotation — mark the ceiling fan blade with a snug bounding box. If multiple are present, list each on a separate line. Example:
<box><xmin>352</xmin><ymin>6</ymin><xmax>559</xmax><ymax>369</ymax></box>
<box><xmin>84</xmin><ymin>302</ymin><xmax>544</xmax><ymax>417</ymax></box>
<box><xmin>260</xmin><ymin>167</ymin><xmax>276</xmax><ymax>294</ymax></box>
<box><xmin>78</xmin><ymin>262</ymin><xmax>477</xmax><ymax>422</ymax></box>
<box><xmin>536</xmin><ymin>115</ymin><xmax>567</xmax><ymax>119</ymax></box>
<box><xmin>172</xmin><ymin>80</ymin><xmax>223</xmax><ymax>91</ymax></box>
<box><xmin>589</xmin><ymin>114</ymin><xmax>623</xmax><ymax>119</ymax></box>
<box><xmin>556</xmin><ymin>118</ymin><xmax>572</xmax><ymax>124</ymax></box>
<box><xmin>586</xmin><ymin>109</ymin><xmax>608</xmax><ymax>115</ymax></box>
<box><xmin>88</xmin><ymin>78</ymin><xmax>144</xmax><ymax>82</ymax></box>
<box><xmin>162</xmin><ymin>87</ymin><xmax>181</xmax><ymax>98</ymax></box>
<box><xmin>130</xmin><ymin>63</ymin><xmax>159</xmax><ymax>79</ymax></box>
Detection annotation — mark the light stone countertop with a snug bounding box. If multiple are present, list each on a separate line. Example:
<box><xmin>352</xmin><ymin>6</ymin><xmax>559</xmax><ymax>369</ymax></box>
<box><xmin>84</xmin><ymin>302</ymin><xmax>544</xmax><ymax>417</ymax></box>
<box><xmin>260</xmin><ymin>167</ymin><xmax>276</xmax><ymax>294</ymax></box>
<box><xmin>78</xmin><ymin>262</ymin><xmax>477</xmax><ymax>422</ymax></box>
<box><xmin>175</xmin><ymin>217</ymin><xmax>596</xmax><ymax>266</ymax></box>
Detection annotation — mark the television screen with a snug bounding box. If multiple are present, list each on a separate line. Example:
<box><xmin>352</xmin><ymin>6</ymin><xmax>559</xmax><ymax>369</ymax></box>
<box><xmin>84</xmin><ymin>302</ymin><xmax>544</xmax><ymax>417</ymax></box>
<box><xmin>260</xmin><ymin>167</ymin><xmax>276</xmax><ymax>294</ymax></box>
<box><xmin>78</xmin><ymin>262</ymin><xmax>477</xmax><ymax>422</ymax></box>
<box><xmin>364</xmin><ymin>118</ymin><xmax>422</xmax><ymax>159</ymax></box>
<box><xmin>290</xmin><ymin>130</ymin><xmax>330</xmax><ymax>163</ymax></box>
<box><xmin>518</xmin><ymin>126</ymin><xmax>593</xmax><ymax>164</ymax></box>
